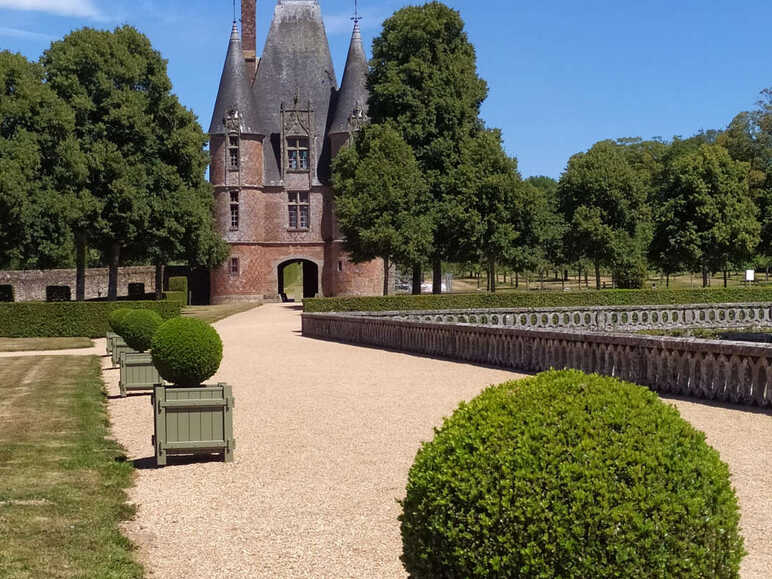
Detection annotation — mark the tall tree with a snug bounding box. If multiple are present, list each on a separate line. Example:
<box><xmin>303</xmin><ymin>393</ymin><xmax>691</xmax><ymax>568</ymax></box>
<box><xmin>718</xmin><ymin>88</ymin><xmax>771</xmax><ymax>272</ymax></box>
<box><xmin>332</xmin><ymin>123</ymin><xmax>433</xmax><ymax>295</ymax></box>
<box><xmin>41</xmin><ymin>26</ymin><xmax>223</xmax><ymax>300</ymax></box>
<box><xmin>0</xmin><ymin>51</ymin><xmax>86</xmax><ymax>272</ymax></box>
<box><xmin>368</xmin><ymin>2</ymin><xmax>488</xmax><ymax>293</ymax></box>
<box><xmin>653</xmin><ymin>144</ymin><xmax>760</xmax><ymax>287</ymax></box>
<box><xmin>451</xmin><ymin>129</ymin><xmax>558</xmax><ymax>293</ymax></box>
<box><xmin>557</xmin><ymin>140</ymin><xmax>649</xmax><ymax>289</ymax></box>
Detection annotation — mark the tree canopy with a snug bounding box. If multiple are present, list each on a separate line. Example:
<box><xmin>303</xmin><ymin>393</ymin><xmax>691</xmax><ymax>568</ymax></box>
<box><xmin>332</xmin><ymin>123</ymin><xmax>433</xmax><ymax>294</ymax></box>
<box><xmin>38</xmin><ymin>26</ymin><xmax>226</xmax><ymax>298</ymax></box>
<box><xmin>368</xmin><ymin>1</ymin><xmax>488</xmax><ymax>291</ymax></box>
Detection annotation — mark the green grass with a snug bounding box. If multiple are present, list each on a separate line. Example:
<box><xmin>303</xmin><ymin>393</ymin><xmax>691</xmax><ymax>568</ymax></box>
<box><xmin>182</xmin><ymin>303</ymin><xmax>260</xmax><ymax>324</ymax></box>
<box><xmin>0</xmin><ymin>337</ymin><xmax>92</xmax><ymax>352</ymax></box>
<box><xmin>0</xmin><ymin>356</ymin><xmax>142</xmax><ymax>578</ymax></box>
<box><xmin>282</xmin><ymin>262</ymin><xmax>303</xmax><ymax>300</ymax></box>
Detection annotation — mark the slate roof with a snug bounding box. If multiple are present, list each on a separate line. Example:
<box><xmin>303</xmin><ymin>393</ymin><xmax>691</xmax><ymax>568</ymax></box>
<box><xmin>209</xmin><ymin>22</ymin><xmax>260</xmax><ymax>135</ymax></box>
<box><xmin>330</xmin><ymin>21</ymin><xmax>369</xmax><ymax>135</ymax></box>
<box><xmin>254</xmin><ymin>0</ymin><xmax>338</xmax><ymax>185</ymax></box>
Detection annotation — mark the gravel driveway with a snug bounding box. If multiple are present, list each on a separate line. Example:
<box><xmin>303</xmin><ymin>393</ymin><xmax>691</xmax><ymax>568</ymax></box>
<box><xmin>103</xmin><ymin>303</ymin><xmax>771</xmax><ymax>578</ymax></box>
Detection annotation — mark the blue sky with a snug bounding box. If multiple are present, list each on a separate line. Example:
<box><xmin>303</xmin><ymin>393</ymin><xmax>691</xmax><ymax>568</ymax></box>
<box><xmin>0</xmin><ymin>0</ymin><xmax>769</xmax><ymax>178</ymax></box>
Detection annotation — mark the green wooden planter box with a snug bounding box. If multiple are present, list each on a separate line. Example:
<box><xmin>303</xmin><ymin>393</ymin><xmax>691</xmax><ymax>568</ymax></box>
<box><xmin>119</xmin><ymin>353</ymin><xmax>163</xmax><ymax>397</ymax></box>
<box><xmin>111</xmin><ymin>340</ymin><xmax>137</xmax><ymax>367</ymax></box>
<box><xmin>151</xmin><ymin>383</ymin><xmax>235</xmax><ymax>467</ymax></box>
<box><xmin>106</xmin><ymin>331</ymin><xmax>118</xmax><ymax>356</ymax></box>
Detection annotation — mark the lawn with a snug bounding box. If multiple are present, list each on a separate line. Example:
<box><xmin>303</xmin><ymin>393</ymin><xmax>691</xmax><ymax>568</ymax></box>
<box><xmin>0</xmin><ymin>337</ymin><xmax>92</xmax><ymax>352</ymax></box>
<box><xmin>0</xmin><ymin>356</ymin><xmax>141</xmax><ymax>578</ymax></box>
<box><xmin>182</xmin><ymin>302</ymin><xmax>260</xmax><ymax>324</ymax></box>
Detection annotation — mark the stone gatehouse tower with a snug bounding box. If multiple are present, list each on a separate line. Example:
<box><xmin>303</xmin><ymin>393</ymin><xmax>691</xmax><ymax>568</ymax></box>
<box><xmin>208</xmin><ymin>0</ymin><xmax>383</xmax><ymax>303</ymax></box>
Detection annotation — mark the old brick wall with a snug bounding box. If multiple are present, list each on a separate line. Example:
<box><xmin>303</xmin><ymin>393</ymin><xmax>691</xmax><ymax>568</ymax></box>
<box><xmin>0</xmin><ymin>266</ymin><xmax>157</xmax><ymax>302</ymax></box>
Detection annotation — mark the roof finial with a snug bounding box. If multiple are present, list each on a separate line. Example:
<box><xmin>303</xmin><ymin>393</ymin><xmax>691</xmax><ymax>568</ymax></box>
<box><xmin>233</xmin><ymin>0</ymin><xmax>237</xmax><ymax>23</ymax></box>
<box><xmin>352</xmin><ymin>0</ymin><xmax>362</xmax><ymax>25</ymax></box>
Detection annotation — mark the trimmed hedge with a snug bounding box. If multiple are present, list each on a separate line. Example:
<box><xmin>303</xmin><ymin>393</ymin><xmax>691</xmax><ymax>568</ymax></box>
<box><xmin>128</xmin><ymin>282</ymin><xmax>145</xmax><ymax>298</ymax></box>
<box><xmin>0</xmin><ymin>301</ymin><xmax>181</xmax><ymax>338</ymax></box>
<box><xmin>164</xmin><ymin>291</ymin><xmax>187</xmax><ymax>306</ymax></box>
<box><xmin>46</xmin><ymin>285</ymin><xmax>71</xmax><ymax>302</ymax></box>
<box><xmin>151</xmin><ymin>317</ymin><xmax>223</xmax><ymax>387</ymax></box>
<box><xmin>0</xmin><ymin>285</ymin><xmax>13</xmax><ymax>302</ymax></box>
<box><xmin>121</xmin><ymin>309</ymin><xmax>163</xmax><ymax>352</ymax></box>
<box><xmin>400</xmin><ymin>370</ymin><xmax>745</xmax><ymax>578</ymax></box>
<box><xmin>108</xmin><ymin>308</ymin><xmax>132</xmax><ymax>336</ymax></box>
<box><xmin>168</xmin><ymin>277</ymin><xmax>188</xmax><ymax>305</ymax></box>
<box><xmin>305</xmin><ymin>287</ymin><xmax>772</xmax><ymax>313</ymax></box>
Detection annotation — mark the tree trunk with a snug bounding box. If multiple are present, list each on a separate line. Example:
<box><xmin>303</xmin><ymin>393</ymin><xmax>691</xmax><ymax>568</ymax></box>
<box><xmin>540</xmin><ymin>270</ymin><xmax>545</xmax><ymax>290</ymax></box>
<box><xmin>75</xmin><ymin>232</ymin><xmax>87</xmax><ymax>301</ymax></box>
<box><xmin>432</xmin><ymin>258</ymin><xmax>442</xmax><ymax>294</ymax></box>
<box><xmin>515</xmin><ymin>271</ymin><xmax>519</xmax><ymax>289</ymax></box>
<box><xmin>702</xmin><ymin>266</ymin><xmax>709</xmax><ymax>288</ymax></box>
<box><xmin>488</xmin><ymin>258</ymin><xmax>496</xmax><ymax>294</ymax></box>
<box><xmin>383</xmin><ymin>257</ymin><xmax>390</xmax><ymax>296</ymax></box>
<box><xmin>666</xmin><ymin>272</ymin><xmax>670</xmax><ymax>288</ymax></box>
<box><xmin>155</xmin><ymin>263</ymin><xmax>165</xmax><ymax>300</ymax></box>
<box><xmin>723</xmin><ymin>269</ymin><xmax>728</xmax><ymax>288</ymax></box>
<box><xmin>411</xmin><ymin>264</ymin><xmax>422</xmax><ymax>295</ymax></box>
<box><xmin>594</xmin><ymin>260</ymin><xmax>601</xmax><ymax>290</ymax></box>
<box><xmin>577</xmin><ymin>264</ymin><xmax>581</xmax><ymax>290</ymax></box>
<box><xmin>108</xmin><ymin>242</ymin><xmax>120</xmax><ymax>301</ymax></box>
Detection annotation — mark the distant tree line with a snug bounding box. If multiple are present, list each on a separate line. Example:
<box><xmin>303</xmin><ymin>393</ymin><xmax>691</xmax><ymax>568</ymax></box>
<box><xmin>333</xmin><ymin>2</ymin><xmax>769</xmax><ymax>293</ymax></box>
<box><xmin>0</xmin><ymin>26</ymin><xmax>227</xmax><ymax>300</ymax></box>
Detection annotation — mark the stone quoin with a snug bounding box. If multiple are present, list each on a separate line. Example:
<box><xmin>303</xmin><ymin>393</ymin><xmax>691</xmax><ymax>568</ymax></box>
<box><xmin>209</xmin><ymin>0</ymin><xmax>383</xmax><ymax>303</ymax></box>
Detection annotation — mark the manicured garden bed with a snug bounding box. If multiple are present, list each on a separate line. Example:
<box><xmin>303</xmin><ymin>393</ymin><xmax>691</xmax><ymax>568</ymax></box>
<box><xmin>0</xmin><ymin>337</ymin><xmax>92</xmax><ymax>352</ymax></box>
<box><xmin>0</xmin><ymin>356</ymin><xmax>141</xmax><ymax>577</ymax></box>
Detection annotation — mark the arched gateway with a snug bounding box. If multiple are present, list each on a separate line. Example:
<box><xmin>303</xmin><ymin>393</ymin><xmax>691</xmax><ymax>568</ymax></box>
<box><xmin>278</xmin><ymin>259</ymin><xmax>319</xmax><ymax>300</ymax></box>
<box><xmin>207</xmin><ymin>0</ymin><xmax>383</xmax><ymax>304</ymax></box>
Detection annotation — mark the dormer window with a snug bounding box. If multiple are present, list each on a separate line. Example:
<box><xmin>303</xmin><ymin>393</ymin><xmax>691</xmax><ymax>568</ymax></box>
<box><xmin>228</xmin><ymin>136</ymin><xmax>240</xmax><ymax>170</ymax></box>
<box><xmin>287</xmin><ymin>137</ymin><xmax>309</xmax><ymax>171</ymax></box>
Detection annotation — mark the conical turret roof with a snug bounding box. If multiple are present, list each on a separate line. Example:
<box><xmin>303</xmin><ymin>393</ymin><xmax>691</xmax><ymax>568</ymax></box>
<box><xmin>330</xmin><ymin>21</ymin><xmax>369</xmax><ymax>135</ymax></box>
<box><xmin>253</xmin><ymin>0</ymin><xmax>337</xmax><ymax>185</ymax></box>
<box><xmin>209</xmin><ymin>22</ymin><xmax>260</xmax><ymax>135</ymax></box>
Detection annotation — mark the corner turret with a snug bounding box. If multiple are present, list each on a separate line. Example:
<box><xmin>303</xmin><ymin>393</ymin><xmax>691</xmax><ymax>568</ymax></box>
<box><xmin>209</xmin><ymin>22</ymin><xmax>260</xmax><ymax>135</ymax></box>
<box><xmin>330</xmin><ymin>20</ymin><xmax>369</xmax><ymax>145</ymax></box>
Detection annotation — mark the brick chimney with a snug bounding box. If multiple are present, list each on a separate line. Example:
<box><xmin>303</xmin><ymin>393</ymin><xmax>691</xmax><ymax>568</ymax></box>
<box><xmin>241</xmin><ymin>0</ymin><xmax>257</xmax><ymax>81</ymax></box>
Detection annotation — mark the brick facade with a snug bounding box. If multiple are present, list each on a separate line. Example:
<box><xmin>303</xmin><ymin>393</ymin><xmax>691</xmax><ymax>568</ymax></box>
<box><xmin>209</xmin><ymin>1</ymin><xmax>383</xmax><ymax>304</ymax></box>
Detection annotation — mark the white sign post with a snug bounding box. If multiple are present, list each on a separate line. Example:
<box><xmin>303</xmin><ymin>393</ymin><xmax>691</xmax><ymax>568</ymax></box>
<box><xmin>745</xmin><ymin>270</ymin><xmax>755</xmax><ymax>285</ymax></box>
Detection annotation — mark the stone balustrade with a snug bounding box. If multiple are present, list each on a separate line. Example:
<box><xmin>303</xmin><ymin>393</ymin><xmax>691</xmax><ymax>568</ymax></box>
<box><xmin>352</xmin><ymin>302</ymin><xmax>772</xmax><ymax>333</ymax></box>
<box><xmin>302</xmin><ymin>312</ymin><xmax>772</xmax><ymax>407</ymax></box>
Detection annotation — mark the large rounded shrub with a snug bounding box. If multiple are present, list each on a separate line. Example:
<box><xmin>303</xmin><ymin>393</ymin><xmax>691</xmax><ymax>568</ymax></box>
<box><xmin>151</xmin><ymin>317</ymin><xmax>223</xmax><ymax>387</ymax></box>
<box><xmin>400</xmin><ymin>369</ymin><xmax>744</xmax><ymax>578</ymax></box>
<box><xmin>108</xmin><ymin>308</ymin><xmax>133</xmax><ymax>337</ymax></box>
<box><xmin>121</xmin><ymin>309</ymin><xmax>163</xmax><ymax>353</ymax></box>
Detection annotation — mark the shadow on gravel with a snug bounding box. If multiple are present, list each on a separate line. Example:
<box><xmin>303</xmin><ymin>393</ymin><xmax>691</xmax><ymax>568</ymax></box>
<box><xmin>131</xmin><ymin>454</ymin><xmax>227</xmax><ymax>470</ymax></box>
<box><xmin>107</xmin><ymin>392</ymin><xmax>151</xmax><ymax>400</ymax></box>
<box><xmin>661</xmin><ymin>394</ymin><xmax>772</xmax><ymax>416</ymax></box>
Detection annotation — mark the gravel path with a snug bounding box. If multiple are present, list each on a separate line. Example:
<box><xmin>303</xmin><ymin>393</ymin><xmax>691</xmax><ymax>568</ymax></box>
<box><xmin>103</xmin><ymin>303</ymin><xmax>772</xmax><ymax>578</ymax></box>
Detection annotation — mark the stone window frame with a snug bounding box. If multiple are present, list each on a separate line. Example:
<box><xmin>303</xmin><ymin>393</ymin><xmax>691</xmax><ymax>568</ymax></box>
<box><xmin>288</xmin><ymin>191</ymin><xmax>310</xmax><ymax>230</ymax></box>
<box><xmin>229</xmin><ymin>190</ymin><xmax>240</xmax><ymax>231</ymax></box>
<box><xmin>229</xmin><ymin>257</ymin><xmax>240</xmax><ymax>277</ymax></box>
<box><xmin>286</xmin><ymin>137</ymin><xmax>310</xmax><ymax>172</ymax></box>
<box><xmin>228</xmin><ymin>135</ymin><xmax>240</xmax><ymax>170</ymax></box>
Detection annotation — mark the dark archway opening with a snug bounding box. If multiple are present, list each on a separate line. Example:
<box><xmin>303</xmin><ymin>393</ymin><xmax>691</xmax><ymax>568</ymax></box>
<box><xmin>278</xmin><ymin>259</ymin><xmax>319</xmax><ymax>301</ymax></box>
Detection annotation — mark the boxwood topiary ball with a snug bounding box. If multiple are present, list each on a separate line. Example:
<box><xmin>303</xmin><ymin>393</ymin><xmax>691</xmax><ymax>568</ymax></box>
<box><xmin>400</xmin><ymin>369</ymin><xmax>745</xmax><ymax>578</ymax></box>
<box><xmin>108</xmin><ymin>308</ymin><xmax>133</xmax><ymax>337</ymax></box>
<box><xmin>151</xmin><ymin>317</ymin><xmax>223</xmax><ymax>387</ymax></box>
<box><xmin>121</xmin><ymin>309</ymin><xmax>163</xmax><ymax>353</ymax></box>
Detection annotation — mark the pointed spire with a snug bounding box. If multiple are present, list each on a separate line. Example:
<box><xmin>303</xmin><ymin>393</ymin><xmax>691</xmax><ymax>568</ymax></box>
<box><xmin>330</xmin><ymin>18</ymin><xmax>369</xmax><ymax>135</ymax></box>
<box><xmin>209</xmin><ymin>21</ymin><xmax>259</xmax><ymax>135</ymax></box>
